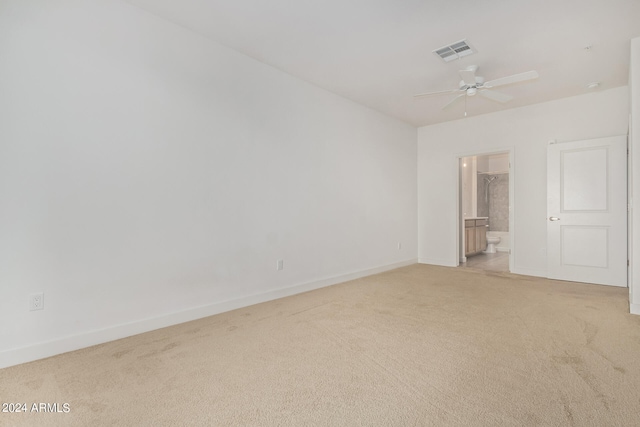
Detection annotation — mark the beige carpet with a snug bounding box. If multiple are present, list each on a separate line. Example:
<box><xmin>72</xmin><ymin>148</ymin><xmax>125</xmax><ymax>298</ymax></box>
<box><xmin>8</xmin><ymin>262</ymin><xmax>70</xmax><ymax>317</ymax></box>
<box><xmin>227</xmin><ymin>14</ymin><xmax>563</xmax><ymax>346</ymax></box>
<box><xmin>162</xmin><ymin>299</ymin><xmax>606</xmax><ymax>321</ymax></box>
<box><xmin>2</xmin><ymin>264</ymin><xmax>640</xmax><ymax>426</ymax></box>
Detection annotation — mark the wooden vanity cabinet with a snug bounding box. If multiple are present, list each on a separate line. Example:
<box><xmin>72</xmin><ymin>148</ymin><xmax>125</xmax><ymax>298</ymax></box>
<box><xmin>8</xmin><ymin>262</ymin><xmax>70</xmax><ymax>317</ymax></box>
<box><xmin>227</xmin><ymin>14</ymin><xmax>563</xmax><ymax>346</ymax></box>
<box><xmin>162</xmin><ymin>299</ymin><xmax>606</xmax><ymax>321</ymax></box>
<box><xmin>465</xmin><ymin>219</ymin><xmax>487</xmax><ymax>256</ymax></box>
<box><xmin>464</xmin><ymin>220</ymin><xmax>476</xmax><ymax>256</ymax></box>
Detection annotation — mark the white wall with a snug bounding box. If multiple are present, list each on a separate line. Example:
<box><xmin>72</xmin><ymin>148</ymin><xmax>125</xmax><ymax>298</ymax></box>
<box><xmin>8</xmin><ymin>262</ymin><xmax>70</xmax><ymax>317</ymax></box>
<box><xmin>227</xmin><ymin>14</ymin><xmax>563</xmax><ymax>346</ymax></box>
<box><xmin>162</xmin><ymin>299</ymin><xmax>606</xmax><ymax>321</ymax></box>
<box><xmin>630</xmin><ymin>37</ymin><xmax>640</xmax><ymax>314</ymax></box>
<box><xmin>459</xmin><ymin>156</ymin><xmax>476</xmax><ymax>262</ymax></box>
<box><xmin>0</xmin><ymin>0</ymin><xmax>417</xmax><ymax>367</ymax></box>
<box><xmin>476</xmin><ymin>156</ymin><xmax>488</xmax><ymax>174</ymax></box>
<box><xmin>418</xmin><ymin>87</ymin><xmax>629</xmax><ymax>275</ymax></box>
<box><xmin>460</xmin><ymin>157</ymin><xmax>477</xmax><ymax>219</ymax></box>
<box><xmin>476</xmin><ymin>153</ymin><xmax>508</xmax><ymax>173</ymax></box>
<box><xmin>487</xmin><ymin>154</ymin><xmax>509</xmax><ymax>173</ymax></box>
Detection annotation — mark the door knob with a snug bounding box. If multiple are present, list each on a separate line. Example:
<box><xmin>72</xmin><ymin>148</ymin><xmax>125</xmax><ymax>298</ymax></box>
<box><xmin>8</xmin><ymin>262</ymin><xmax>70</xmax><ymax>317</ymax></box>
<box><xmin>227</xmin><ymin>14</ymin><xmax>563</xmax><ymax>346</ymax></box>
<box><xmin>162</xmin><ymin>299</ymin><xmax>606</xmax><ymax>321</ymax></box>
<box><xmin>549</xmin><ymin>216</ymin><xmax>560</xmax><ymax>221</ymax></box>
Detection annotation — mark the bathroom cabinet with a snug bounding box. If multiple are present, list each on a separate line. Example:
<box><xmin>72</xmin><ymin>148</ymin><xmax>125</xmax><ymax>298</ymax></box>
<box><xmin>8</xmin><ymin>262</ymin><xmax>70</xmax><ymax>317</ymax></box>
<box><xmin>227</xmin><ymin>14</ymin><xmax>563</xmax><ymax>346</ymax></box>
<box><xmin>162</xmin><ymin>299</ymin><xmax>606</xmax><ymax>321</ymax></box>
<box><xmin>465</xmin><ymin>218</ymin><xmax>488</xmax><ymax>256</ymax></box>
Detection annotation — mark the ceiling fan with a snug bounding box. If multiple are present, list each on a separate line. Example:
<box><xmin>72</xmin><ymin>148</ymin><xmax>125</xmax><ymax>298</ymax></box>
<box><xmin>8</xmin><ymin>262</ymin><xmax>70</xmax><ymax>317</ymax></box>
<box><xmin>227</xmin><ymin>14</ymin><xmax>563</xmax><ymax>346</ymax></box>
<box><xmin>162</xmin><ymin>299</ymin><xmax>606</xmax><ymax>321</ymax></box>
<box><xmin>414</xmin><ymin>65</ymin><xmax>539</xmax><ymax>115</ymax></box>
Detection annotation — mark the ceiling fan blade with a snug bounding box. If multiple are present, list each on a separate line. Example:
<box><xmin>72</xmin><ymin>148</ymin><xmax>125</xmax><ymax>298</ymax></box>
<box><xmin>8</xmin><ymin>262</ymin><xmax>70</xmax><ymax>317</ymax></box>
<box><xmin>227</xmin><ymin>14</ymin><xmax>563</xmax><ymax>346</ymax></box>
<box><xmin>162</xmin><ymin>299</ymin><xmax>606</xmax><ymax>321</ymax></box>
<box><xmin>442</xmin><ymin>94</ymin><xmax>466</xmax><ymax>110</ymax></box>
<box><xmin>459</xmin><ymin>69</ymin><xmax>477</xmax><ymax>86</ymax></box>
<box><xmin>484</xmin><ymin>70</ymin><xmax>539</xmax><ymax>88</ymax></box>
<box><xmin>479</xmin><ymin>89</ymin><xmax>514</xmax><ymax>103</ymax></box>
<box><xmin>413</xmin><ymin>88</ymin><xmax>461</xmax><ymax>98</ymax></box>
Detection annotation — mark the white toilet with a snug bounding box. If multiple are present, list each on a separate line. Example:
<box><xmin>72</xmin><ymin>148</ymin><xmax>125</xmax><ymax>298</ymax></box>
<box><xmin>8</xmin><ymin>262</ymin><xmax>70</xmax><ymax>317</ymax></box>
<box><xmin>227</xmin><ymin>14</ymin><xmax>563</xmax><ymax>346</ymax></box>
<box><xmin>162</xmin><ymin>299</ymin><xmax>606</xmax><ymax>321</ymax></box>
<box><xmin>484</xmin><ymin>235</ymin><xmax>501</xmax><ymax>254</ymax></box>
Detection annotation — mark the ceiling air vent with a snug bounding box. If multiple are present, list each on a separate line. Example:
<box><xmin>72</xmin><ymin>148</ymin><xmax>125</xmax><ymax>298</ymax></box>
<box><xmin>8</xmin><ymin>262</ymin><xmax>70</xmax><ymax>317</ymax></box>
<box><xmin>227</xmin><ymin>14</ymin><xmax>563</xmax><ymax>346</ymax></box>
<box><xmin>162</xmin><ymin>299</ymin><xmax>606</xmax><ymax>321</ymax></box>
<box><xmin>433</xmin><ymin>39</ymin><xmax>476</xmax><ymax>62</ymax></box>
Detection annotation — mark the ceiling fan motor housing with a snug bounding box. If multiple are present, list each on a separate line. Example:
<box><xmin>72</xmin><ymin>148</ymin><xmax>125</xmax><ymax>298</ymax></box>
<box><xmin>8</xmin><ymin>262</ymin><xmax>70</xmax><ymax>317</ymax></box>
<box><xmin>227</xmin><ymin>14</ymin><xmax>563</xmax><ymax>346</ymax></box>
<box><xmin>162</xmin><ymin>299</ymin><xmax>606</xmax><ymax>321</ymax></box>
<box><xmin>459</xmin><ymin>76</ymin><xmax>485</xmax><ymax>95</ymax></box>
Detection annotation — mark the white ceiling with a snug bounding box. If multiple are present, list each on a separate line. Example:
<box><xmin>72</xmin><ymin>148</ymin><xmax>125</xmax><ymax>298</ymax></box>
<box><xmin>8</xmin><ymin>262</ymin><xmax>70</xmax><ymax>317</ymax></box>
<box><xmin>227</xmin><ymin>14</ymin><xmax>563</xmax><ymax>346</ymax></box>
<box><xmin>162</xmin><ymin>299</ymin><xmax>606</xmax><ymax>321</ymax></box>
<box><xmin>124</xmin><ymin>0</ymin><xmax>640</xmax><ymax>127</ymax></box>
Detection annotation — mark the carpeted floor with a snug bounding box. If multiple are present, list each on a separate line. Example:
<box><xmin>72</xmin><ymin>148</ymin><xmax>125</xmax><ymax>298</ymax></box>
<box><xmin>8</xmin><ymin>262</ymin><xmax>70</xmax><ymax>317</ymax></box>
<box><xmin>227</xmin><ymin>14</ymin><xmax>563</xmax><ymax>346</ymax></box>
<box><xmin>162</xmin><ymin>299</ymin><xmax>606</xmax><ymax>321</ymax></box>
<box><xmin>1</xmin><ymin>264</ymin><xmax>639</xmax><ymax>426</ymax></box>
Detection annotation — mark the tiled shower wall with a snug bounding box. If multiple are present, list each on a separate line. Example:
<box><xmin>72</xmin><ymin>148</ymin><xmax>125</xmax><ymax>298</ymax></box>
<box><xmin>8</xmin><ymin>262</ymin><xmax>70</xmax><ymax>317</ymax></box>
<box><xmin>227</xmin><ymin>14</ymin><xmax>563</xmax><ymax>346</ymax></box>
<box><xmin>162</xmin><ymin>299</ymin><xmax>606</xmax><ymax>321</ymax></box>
<box><xmin>477</xmin><ymin>173</ymin><xmax>509</xmax><ymax>231</ymax></box>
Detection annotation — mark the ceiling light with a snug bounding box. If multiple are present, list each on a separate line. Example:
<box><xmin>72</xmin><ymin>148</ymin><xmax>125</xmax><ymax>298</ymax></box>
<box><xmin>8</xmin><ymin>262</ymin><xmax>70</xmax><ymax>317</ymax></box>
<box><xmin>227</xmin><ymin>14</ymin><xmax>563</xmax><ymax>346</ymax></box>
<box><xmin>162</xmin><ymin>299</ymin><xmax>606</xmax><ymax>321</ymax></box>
<box><xmin>586</xmin><ymin>82</ymin><xmax>600</xmax><ymax>89</ymax></box>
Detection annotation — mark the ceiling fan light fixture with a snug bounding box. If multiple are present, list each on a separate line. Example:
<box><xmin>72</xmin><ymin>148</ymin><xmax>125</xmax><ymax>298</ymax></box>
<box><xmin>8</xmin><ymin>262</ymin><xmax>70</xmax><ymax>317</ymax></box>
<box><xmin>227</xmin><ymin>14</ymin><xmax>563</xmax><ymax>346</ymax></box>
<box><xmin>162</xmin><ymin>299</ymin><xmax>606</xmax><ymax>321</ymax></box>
<box><xmin>467</xmin><ymin>87</ymin><xmax>477</xmax><ymax>96</ymax></box>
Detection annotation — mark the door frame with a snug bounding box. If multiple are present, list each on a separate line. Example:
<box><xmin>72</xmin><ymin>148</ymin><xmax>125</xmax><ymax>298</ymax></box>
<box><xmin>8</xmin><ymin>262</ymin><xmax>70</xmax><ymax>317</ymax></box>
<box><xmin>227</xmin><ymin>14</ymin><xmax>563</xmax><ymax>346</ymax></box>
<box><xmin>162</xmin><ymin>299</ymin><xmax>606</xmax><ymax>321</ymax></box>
<box><xmin>455</xmin><ymin>147</ymin><xmax>515</xmax><ymax>272</ymax></box>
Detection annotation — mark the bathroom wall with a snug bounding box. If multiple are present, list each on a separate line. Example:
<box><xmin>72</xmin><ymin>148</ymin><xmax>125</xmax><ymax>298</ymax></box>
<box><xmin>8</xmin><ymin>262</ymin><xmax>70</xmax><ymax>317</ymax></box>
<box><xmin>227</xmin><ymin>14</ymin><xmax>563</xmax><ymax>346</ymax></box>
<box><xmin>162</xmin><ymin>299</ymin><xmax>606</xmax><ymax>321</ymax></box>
<box><xmin>477</xmin><ymin>173</ymin><xmax>509</xmax><ymax>231</ymax></box>
<box><xmin>477</xmin><ymin>179</ymin><xmax>488</xmax><ymax>218</ymax></box>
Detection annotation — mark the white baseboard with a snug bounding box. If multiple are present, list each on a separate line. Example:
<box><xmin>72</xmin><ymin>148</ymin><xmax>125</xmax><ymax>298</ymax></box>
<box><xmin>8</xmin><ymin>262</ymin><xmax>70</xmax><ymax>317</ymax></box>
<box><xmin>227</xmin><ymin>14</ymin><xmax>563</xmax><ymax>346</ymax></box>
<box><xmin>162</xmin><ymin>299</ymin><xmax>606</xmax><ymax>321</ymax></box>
<box><xmin>418</xmin><ymin>257</ymin><xmax>458</xmax><ymax>267</ymax></box>
<box><xmin>0</xmin><ymin>259</ymin><xmax>417</xmax><ymax>369</ymax></box>
<box><xmin>630</xmin><ymin>303</ymin><xmax>640</xmax><ymax>315</ymax></box>
<box><xmin>509</xmin><ymin>266</ymin><xmax>546</xmax><ymax>278</ymax></box>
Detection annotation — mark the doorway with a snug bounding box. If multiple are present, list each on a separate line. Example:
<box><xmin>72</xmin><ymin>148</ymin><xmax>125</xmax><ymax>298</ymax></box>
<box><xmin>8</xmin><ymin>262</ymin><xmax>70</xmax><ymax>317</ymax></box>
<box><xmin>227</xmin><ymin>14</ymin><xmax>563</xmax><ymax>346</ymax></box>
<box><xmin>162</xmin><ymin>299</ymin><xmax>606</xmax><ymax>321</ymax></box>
<box><xmin>457</xmin><ymin>150</ymin><xmax>513</xmax><ymax>273</ymax></box>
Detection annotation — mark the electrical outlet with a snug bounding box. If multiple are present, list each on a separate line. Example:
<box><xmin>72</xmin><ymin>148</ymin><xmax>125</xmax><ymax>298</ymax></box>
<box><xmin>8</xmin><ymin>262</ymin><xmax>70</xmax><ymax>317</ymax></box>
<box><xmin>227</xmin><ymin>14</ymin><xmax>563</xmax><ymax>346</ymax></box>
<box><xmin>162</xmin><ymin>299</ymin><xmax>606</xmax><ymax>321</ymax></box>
<box><xmin>397</xmin><ymin>242</ymin><xmax>402</xmax><ymax>250</ymax></box>
<box><xmin>29</xmin><ymin>293</ymin><xmax>44</xmax><ymax>311</ymax></box>
<box><xmin>277</xmin><ymin>260</ymin><xmax>284</xmax><ymax>271</ymax></box>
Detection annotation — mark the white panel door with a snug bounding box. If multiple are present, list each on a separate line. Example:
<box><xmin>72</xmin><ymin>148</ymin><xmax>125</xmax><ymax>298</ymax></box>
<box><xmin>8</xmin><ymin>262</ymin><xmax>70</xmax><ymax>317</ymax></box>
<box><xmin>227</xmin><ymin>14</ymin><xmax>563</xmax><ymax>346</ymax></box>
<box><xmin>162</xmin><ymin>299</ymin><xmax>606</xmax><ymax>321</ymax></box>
<box><xmin>547</xmin><ymin>136</ymin><xmax>627</xmax><ymax>287</ymax></box>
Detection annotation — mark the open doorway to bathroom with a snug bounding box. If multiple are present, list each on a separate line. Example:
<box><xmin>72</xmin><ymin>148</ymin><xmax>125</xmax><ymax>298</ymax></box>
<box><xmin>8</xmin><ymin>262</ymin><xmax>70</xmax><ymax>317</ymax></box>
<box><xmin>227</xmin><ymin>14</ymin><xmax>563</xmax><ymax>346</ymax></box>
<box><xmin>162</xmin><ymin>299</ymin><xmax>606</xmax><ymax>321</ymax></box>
<box><xmin>458</xmin><ymin>151</ymin><xmax>512</xmax><ymax>273</ymax></box>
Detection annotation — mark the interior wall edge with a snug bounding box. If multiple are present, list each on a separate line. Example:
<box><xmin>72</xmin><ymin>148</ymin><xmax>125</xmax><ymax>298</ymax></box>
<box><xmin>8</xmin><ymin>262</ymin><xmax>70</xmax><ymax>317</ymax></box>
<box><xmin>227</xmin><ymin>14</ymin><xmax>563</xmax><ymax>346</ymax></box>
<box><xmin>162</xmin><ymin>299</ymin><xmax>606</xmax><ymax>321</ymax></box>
<box><xmin>629</xmin><ymin>36</ymin><xmax>640</xmax><ymax>312</ymax></box>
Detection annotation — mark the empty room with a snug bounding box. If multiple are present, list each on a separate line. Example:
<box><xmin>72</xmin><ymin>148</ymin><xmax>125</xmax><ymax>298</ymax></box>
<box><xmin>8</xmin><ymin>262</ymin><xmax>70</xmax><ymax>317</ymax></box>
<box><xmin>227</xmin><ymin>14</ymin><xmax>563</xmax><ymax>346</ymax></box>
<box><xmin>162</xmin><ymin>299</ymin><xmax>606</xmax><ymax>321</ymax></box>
<box><xmin>1</xmin><ymin>0</ymin><xmax>640</xmax><ymax>425</ymax></box>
